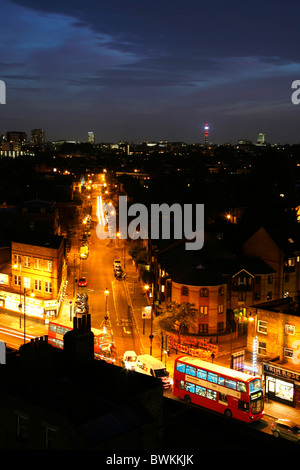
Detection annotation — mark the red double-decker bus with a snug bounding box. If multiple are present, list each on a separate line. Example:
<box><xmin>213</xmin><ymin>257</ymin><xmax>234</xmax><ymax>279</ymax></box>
<box><xmin>47</xmin><ymin>320</ymin><xmax>116</xmax><ymax>363</ymax></box>
<box><xmin>173</xmin><ymin>356</ymin><xmax>264</xmax><ymax>422</ymax></box>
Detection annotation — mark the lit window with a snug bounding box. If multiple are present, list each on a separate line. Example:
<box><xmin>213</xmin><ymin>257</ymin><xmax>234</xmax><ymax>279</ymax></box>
<box><xmin>185</xmin><ymin>382</ymin><xmax>195</xmax><ymax>394</ymax></box>
<box><xmin>257</xmin><ymin>320</ymin><xmax>267</xmax><ymax>334</ymax></box>
<box><xmin>199</xmin><ymin>306</ymin><xmax>208</xmax><ymax>315</ymax></box>
<box><xmin>207</xmin><ymin>372</ymin><xmax>218</xmax><ymax>384</ymax></box>
<box><xmin>34</xmin><ymin>258</ymin><xmax>41</xmax><ymax>269</ymax></box>
<box><xmin>197</xmin><ymin>369</ymin><xmax>207</xmax><ymax>380</ymax></box>
<box><xmin>13</xmin><ymin>254</ymin><xmax>21</xmax><ymax>265</ymax></box>
<box><xmin>186</xmin><ymin>365</ymin><xmax>196</xmax><ymax>377</ymax></box>
<box><xmin>45</xmin><ymin>260</ymin><xmax>53</xmax><ymax>272</ymax></box>
<box><xmin>176</xmin><ymin>362</ymin><xmax>185</xmax><ymax>374</ymax></box>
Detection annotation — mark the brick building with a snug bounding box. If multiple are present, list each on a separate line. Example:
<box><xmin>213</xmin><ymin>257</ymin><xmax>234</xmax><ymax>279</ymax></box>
<box><xmin>171</xmin><ymin>266</ymin><xmax>227</xmax><ymax>335</ymax></box>
<box><xmin>0</xmin><ymin>234</ymin><xmax>66</xmax><ymax>319</ymax></box>
<box><xmin>247</xmin><ymin>297</ymin><xmax>300</xmax><ymax>408</ymax></box>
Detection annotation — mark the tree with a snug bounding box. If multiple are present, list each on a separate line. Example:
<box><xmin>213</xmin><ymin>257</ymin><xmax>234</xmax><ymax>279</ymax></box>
<box><xmin>154</xmin><ymin>301</ymin><xmax>197</xmax><ymax>343</ymax></box>
<box><xmin>128</xmin><ymin>244</ymin><xmax>145</xmax><ymax>261</ymax></box>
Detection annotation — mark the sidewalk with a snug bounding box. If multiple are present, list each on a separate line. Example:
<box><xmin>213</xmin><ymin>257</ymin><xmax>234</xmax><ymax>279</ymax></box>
<box><xmin>123</xmin><ymin>260</ymin><xmax>300</xmax><ymax>425</ymax></box>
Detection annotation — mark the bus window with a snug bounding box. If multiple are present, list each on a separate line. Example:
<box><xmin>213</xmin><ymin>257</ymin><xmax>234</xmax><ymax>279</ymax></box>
<box><xmin>218</xmin><ymin>376</ymin><xmax>225</xmax><ymax>386</ymax></box>
<box><xmin>185</xmin><ymin>382</ymin><xmax>195</xmax><ymax>394</ymax></box>
<box><xmin>197</xmin><ymin>368</ymin><xmax>207</xmax><ymax>380</ymax></box>
<box><xmin>206</xmin><ymin>389</ymin><xmax>217</xmax><ymax>401</ymax></box>
<box><xmin>207</xmin><ymin>372</ymin><xmax>218</xmax><ymax>384</ymax></box>
<box><xmin>225</xmin><ymin>378</ymin><xmax>236</xmax><ymax>390</ymax></box>
<box><xmin>186</xmin><ymin>365</ymin><xmax>196</xmax><ymax>377</ymax></box>
<box><xmin>249</xmin><ymin>378</ymin><xmax>262</xmax><ymax>392</ymax></box>
<box><xmin>176</xmin><ymin>362</ymin><xmax>186</xmax><ymax>374</ymax></box>
<box><xmin>237</xmin><ymin>381</ymin><xmax>247</xmax><ymax>393</ymax></box>
<box><xmin>196</xmin><ymin>385</ymin><xmax>206</xmax><ymax>397</ymax></box>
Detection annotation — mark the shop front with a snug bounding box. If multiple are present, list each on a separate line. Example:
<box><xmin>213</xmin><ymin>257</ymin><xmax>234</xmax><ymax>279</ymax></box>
<box><xmin>0</xmin><ymin>290</ymin><xmax>44</xmax><ymax>319</ymax></box>
<box><xmin>44</xmin><ymin>299</ymin><xmax>58</xmax><ymax>321</ymax></box>
<box><xmin>264</xmin><ymin>362</ymin><xmax>300</xmax><ymax>408</ymax></box>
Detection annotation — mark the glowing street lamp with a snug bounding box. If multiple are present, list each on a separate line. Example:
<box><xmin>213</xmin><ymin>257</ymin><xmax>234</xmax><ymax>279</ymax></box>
<box><xmin>104</xmin><ymin>288</ymin><xmax>109</xmax><ymax>333</ymax></box>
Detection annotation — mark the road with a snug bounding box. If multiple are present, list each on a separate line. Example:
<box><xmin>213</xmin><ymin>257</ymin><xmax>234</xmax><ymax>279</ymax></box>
<box><xmin>0</xmin><ymin>185</ymin><xmax>142</xmax><ymax>363</ymax></box>
<box><xmin>75</xmin><ymin>188</ymin><xmax>143</xmax><ymax>364</ymax></box>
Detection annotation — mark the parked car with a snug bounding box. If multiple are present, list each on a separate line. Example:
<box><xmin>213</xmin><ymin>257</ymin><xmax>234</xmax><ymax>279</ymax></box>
<box><xmin>271</xmin><ymin>419</ymin><xmax>300</xmax><ymax>443</ymax></box>
<box><xmin>78</xmin><ymin>277</ymin><xmax>88</xmax><ymax>287</ymax></box>
<box><xmin>114</xmin><ymin>260</ymin><xmax>121</xmax><ymax>268</ymax></box>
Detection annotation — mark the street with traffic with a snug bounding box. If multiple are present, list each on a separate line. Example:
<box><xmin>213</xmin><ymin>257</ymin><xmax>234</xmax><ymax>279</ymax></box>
<box><xmin>1</xmin><ymin>179</ymin><xmax>300</xmax><ymax>447</ymax></box>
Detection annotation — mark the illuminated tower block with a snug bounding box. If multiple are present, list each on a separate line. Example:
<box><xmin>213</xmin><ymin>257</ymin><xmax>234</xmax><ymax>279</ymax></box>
<box><xmin>88</xmin><ymin>131</ymin><xmax>95</xmax><ymax>144</ymax></box>
<box><xmin>204</xmin><ymin>124</ymin><xmax>209</xmax><ymax>145</ymax></box>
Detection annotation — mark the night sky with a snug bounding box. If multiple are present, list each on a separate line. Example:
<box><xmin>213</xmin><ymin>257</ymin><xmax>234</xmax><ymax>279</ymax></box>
<box><xmin>1</xmin><ymin>0</ymin><xmax>300</xmax><ymax>144</ymax></box>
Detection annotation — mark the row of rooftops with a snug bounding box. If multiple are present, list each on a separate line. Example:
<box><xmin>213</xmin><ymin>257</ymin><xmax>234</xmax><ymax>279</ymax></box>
<box><xmin>1</xmin><ymin>315</ymin><xmax>162</xmax><ymax>448</ymax></box>
<box><xmin>151</xmin><ymin>222</ymin><xmax>300</xmax><ymax>287</ymax></box>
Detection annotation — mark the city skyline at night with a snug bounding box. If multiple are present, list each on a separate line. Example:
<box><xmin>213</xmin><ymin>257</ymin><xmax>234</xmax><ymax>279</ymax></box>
<box><xmin>1</xmin><ymin>0</ymin><xmax>300</xmax><ymax>145</ymax></box>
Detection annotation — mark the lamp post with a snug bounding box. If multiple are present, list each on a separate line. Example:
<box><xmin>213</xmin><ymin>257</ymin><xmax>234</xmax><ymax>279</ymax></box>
<box><xmin>13</xmin><ymin>263</ymin><xmax>22</xmax><ymax>328</ymax></box>
<box><xmin>104</xmin><ymin>288</ymin><xmax>109</xmax><ymax>333</ymax></box>
<box><xmin>21</xmin><ymin>288</ymin><xmax>35</xmax><ymax>344</ymax></box>
<box><xmin>144</xmin><ymin>284</ymin><xmax>154</xmax><ymax>355</ymax></box>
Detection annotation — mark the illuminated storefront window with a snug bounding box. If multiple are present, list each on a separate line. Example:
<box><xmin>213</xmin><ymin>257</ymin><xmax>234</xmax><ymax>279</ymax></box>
<box><xmin>264</xmin><ymin>363</ymin><xmax>298</xmax><ymax>407</ymax></box>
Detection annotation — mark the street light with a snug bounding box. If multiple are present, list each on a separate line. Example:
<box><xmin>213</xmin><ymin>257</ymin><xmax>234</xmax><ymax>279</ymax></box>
<box><xmin>104</xmin><ymin>288</ymin><xmax>109</xmax><ymax>333</ymax></box>
<box><xmin>13</xmin><ymin>263</ymin><xmax>22</xmax><ymax>328</ymax></box>
<box><xmin>13</xmin><ymin>262</ymin><xmax>36</xmax><ymax>342</ymax></box>
<box><xmin>144</xmin><ymin>284</ymin><xmax>154</xmax><ymax>355</ymax></box>
<box><xmin>19</xmin><ymin>288</ymin><xmax>35</xmax><ymax>344</ymax></box>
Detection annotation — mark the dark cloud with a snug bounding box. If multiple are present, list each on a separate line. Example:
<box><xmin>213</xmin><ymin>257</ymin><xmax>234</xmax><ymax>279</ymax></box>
<box><xmin>2</xmin><ymin>0</ymin><xmax>300</xmax><ymax>143</ymax></box>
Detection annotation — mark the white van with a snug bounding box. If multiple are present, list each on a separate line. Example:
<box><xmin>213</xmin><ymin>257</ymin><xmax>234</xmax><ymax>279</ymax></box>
<box><xmin>135</xmin><ymin>354</ymin><xmax>172</xmax><ymax>389</ymax></box>
<box><xmin>123</xmin><ymin>350</ymin><xmax>137</xmax><ymax>370</ymax></box>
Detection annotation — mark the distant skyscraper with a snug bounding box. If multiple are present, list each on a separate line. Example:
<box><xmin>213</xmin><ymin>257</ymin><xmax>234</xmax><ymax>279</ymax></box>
<box><xmin>31</xmin><ymin>129</ymin><xmax>45</xmax><ymax>145</ymax></box>
<box><xmin>204</xmin><ymin>124</ymin><xmax>209</xmax><ymax>145</ymax></box>
<box><xmin>257</xmin><ymin>132</ymin><xmax>265</xmax><ymax>144</ymax></box>
<box><xmin>88</xmin><ymin>131</ymin><xmax>95</xmax><ymax>144</ymax></box>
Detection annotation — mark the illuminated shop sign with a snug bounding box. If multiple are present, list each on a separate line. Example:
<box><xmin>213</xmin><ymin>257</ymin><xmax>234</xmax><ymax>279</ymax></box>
<box><xmin>263</xmin><ymin>363</ymin><xmax>300</xmax><ymax>383</ymax></box>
